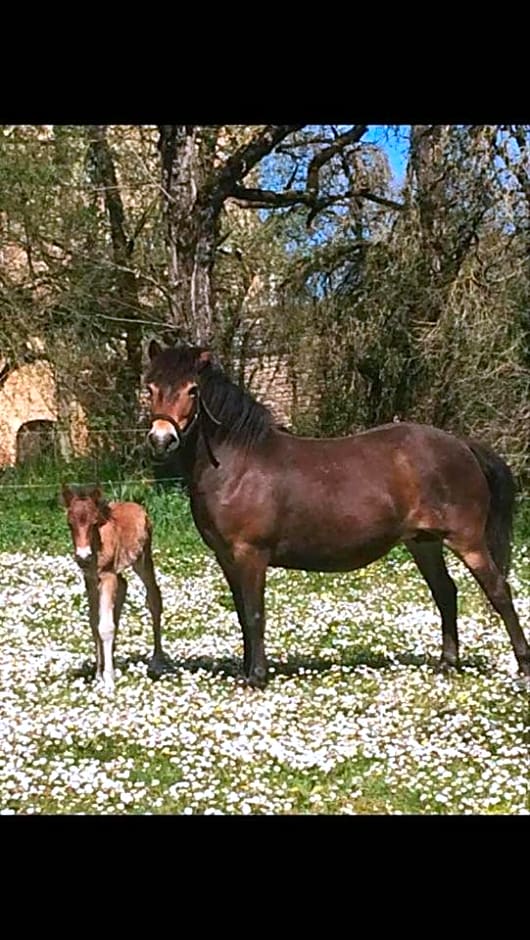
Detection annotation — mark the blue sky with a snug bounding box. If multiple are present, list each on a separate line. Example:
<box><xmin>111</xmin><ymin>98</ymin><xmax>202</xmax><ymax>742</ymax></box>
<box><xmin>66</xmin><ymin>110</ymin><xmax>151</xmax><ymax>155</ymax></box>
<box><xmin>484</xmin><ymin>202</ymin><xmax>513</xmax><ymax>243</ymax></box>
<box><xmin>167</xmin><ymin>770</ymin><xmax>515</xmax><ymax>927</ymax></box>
<box><xmin>260</xmin><ymin>125</ymin><xmax>411</xmax><ymax>192</ymax></box>
<box><xmin>365</xmin><ymin>125</ymin><xmax>410</xmax><ymax>184</ymax></box>
<box><xmin>257</xmin><ymin>125</ymin><xmax>411</xmax><ymax>238</ymax></box>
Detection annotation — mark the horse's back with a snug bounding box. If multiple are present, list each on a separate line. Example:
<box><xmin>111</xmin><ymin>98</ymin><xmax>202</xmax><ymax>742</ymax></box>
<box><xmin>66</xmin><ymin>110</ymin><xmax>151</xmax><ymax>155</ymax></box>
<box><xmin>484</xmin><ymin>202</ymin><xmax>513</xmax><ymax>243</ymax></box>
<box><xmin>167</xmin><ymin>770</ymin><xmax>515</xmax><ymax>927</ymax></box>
<box><xmin>272</xmin><ymin>420</ymin><xmax>483</xmax><ymax>497</ymax></box>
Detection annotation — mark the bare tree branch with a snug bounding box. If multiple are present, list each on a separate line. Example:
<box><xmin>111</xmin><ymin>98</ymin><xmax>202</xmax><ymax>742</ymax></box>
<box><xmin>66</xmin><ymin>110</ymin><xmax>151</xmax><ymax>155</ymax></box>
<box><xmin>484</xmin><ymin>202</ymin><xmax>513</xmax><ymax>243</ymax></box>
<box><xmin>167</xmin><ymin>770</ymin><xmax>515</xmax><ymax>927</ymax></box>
<box><xmin>229</xmin><ymin>184</ymin><xmax>403</xmax><ymax>216</ymax></box>
<box><xmin>210</xmin><ymin>125</ymin><xmax>305</xmax><ymax>202</ymax></box>
<box><xmin>228</xmin><ymin>185</ymin><xmax>313</xmax><ymax>210</ymax></box>
<box><xmin>306</xmin><ymin>125</ymin><xmax>367</xmax><ymax>198</ymax></box>
<box><xmin>355</xmin><ymin>189</ymin><xmax>404</xmax><ymax>211</ymax></box>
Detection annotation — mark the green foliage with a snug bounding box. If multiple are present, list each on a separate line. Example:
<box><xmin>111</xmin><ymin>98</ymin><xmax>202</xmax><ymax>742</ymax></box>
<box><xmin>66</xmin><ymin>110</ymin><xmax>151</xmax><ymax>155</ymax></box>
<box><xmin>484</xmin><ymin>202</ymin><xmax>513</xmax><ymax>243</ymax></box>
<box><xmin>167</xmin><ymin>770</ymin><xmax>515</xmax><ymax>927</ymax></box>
<box><xmin>2</xmin><ymin>124</ymin><xmax>530</xmax><ymax>488</ymax></box>
<box><xmin>0</xmin><ymin>453</ymin><xmax>202</xmax><ymax>561</ymax></box>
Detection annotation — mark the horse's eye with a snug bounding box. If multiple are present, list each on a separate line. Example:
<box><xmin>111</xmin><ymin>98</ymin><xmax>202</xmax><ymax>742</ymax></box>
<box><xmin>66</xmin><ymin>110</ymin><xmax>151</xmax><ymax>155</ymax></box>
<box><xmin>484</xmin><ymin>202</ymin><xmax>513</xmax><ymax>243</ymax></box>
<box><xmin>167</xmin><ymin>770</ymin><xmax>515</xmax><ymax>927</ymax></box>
<box><xmin>189</xmin><ymin>385</ymin><xmax>198</xmax><ymax>397</ymax></box>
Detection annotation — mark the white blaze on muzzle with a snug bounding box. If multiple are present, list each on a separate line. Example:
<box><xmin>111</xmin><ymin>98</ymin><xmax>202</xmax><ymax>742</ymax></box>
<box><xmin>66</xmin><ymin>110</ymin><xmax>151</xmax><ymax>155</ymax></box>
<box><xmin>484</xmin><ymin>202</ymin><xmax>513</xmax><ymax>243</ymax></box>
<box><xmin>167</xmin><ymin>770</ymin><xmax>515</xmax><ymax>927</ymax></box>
<box><xmin>150</xmin><ymin>418</ymin><xmax>180</xmax><ymax>442</ymax></box>
<box><xmin>75</xmin><ymin>545</ymin><xmax>92</xmax><ymax>560</ymax></box>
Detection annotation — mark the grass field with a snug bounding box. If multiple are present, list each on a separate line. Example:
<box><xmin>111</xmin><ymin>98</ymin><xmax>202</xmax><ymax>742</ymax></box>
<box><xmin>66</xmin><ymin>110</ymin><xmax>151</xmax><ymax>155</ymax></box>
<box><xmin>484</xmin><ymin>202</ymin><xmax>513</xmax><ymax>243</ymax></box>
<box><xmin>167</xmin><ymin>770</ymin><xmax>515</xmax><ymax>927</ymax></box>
<box><xmin>0</xmin><ymin>472</ymin><xmax>528</xmax><ymax>815</ymax></box>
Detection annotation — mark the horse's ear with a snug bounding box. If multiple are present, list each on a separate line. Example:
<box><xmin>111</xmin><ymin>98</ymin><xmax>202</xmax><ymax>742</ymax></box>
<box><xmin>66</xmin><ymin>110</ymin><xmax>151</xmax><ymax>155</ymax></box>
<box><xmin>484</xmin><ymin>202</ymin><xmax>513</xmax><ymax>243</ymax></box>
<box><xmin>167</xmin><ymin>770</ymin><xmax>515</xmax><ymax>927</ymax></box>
<box><xmin>148</xmin><ymin>339</ymin><xmax>163</xmax><ymax>362</ymax></box>
<box><xmin>61</xmin><ymin>484</ymin><xmax>74</xmax><ymax>507</ymax></box>
<box><xmin>197</xmin><ymin>349</ymin><xmax>212</xmax><ymax>372</ymax></box>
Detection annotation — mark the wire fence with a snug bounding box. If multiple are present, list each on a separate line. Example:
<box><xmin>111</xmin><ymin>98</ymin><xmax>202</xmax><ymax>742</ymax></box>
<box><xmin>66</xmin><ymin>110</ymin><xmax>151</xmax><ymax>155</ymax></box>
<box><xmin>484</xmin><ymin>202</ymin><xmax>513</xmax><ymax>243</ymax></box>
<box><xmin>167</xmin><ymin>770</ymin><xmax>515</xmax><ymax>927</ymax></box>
<box><xmin>0</xmin><ymin>477</ymin><xmax>180</xmax><ymax>490</ymax></box>
<box><xmin>2</xmin><ymin>424</ymin><xmax>530</xmax><ymax>506</ymax></box>
<box><xmin>0</xmin><ymin>424</ymin><xmax>184</xmax><ymax>496</ymax></box>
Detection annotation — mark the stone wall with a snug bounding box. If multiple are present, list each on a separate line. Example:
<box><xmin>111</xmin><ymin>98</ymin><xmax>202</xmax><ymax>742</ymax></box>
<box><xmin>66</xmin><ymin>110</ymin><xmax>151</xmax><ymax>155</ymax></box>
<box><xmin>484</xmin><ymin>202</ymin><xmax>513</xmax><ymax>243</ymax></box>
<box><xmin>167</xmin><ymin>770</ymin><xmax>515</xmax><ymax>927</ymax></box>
<box><xmin>242</xmin><ymin>347</ymin><xmax>323</xmax><ymax>428</ymax></box>
<box><xmin>243</xmin><ymin>355</ymin><xmax>295</xmax><ymax>426</ymax></box>
<box><xmin>0</xmin><ymin>359</ymin><xmax>89</xmax><ymax>467</ymax></box>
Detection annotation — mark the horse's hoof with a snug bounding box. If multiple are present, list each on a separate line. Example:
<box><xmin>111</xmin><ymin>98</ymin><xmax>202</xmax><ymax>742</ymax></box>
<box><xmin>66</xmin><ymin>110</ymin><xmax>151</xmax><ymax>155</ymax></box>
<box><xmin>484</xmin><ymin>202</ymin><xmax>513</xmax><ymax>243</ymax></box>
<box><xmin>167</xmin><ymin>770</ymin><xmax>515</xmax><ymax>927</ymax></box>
<box><xmin>244</xmin><ymin>673</ymin><xmax>267</xmax><ymax>691</ymax></box>
<box><xmin>436</xmin><ymin>657</ymin><xmax>459</xmax><ymax>674</ymax></box>
<box><xmin>514</xmin><ymin>674</ymin><xmax>530</xmax><ymax>693</ymax></box>
<box><xmin>147</xmin><ymin>654</ymin><xmax>173</xmax><ymax>679</ymax></box>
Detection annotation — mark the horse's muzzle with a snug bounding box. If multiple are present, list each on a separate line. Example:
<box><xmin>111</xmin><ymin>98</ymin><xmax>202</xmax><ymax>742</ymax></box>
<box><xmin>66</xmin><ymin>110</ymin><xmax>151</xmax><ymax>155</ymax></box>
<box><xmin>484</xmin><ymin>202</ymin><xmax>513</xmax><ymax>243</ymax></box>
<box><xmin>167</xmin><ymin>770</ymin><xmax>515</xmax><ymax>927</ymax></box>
<box><xmin>146</xmin><ymin>427</ymin><xmax>180</xmax><ymax>458</ymax></box>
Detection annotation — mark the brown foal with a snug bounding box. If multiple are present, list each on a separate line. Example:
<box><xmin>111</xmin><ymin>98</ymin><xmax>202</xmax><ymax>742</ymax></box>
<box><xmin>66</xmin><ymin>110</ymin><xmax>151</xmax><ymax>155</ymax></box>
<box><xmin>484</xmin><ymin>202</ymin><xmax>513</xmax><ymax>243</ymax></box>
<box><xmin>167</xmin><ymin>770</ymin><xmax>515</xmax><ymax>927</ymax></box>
<box><xmin>62</xmin><ymin>484</ymin><xmax>168</xmax><ymax>690</ymax></box>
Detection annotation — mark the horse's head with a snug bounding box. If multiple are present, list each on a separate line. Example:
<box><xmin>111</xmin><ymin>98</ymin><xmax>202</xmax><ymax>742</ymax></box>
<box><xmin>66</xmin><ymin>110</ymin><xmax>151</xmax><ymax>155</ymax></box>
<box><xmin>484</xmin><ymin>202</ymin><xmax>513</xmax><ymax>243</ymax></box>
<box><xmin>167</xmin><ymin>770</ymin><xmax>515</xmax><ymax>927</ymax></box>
<box><xmin>145</xmin><ymin>341</ymin><xmax>212</xmax><ymax>458</ymax></box>
<box><xmin>61</xmin><ymin>484</ymin><xmax>109</xmax><ymax>566</ymax></box>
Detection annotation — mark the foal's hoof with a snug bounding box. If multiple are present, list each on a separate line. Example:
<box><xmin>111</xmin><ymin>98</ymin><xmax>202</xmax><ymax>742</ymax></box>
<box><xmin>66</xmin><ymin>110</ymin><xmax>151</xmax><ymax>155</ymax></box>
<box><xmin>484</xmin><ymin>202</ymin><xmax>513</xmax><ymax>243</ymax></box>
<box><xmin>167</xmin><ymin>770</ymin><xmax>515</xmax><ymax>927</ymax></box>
<box><xmin>147</xmin><ymin>654</ymin><xmax>173</xmax><ymax>680</ymax></box>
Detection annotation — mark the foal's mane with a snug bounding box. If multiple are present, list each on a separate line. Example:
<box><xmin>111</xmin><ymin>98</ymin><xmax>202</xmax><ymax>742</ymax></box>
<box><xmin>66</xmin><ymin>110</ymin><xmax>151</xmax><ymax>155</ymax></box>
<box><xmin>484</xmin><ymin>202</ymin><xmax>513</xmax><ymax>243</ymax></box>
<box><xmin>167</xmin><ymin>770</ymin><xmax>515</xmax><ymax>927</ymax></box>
<box><xmin>148</xmin><ymin>347</ymin><xmax>275</xmax><ymax>449</ymax></box>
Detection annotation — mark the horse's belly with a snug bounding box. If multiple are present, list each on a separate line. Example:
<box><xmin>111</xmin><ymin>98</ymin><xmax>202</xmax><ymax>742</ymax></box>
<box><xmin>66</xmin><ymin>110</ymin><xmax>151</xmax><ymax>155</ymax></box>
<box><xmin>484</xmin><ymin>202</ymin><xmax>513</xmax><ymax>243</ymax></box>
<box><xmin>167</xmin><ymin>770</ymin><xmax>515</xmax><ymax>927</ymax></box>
<box><xmin>270</xmin><ymin>533</ymin><xmax>399</xmax><ymax>572</ymax></box>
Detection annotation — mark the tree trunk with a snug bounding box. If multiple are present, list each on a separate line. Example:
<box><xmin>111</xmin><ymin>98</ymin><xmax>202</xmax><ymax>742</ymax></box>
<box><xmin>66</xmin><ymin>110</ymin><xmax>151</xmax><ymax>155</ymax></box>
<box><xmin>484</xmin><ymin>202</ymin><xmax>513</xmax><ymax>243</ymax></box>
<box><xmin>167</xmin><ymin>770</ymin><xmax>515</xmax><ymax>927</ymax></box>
<box><xmin>86</xmin><ymin>125</ymin><xmax>143</xmax><ymax>409</ymax></box>
<box><xmin>158</xmin><ymin>126</ymin><xmax>219</xmax><ymax>345</ymax></box>
<box><xmin>408</xmin><ymin>125</ymin><xmax>490</xmax><ymax>320</ymax></box>
<box><xmin>157</xmin><ymin>124</ymin><xmax>305</xmax><ymax>347</ymax></box>
<box><xmin>408</xmin><ymin>124</ymin><xmax>448</xmax><ymax>303</ymax></box>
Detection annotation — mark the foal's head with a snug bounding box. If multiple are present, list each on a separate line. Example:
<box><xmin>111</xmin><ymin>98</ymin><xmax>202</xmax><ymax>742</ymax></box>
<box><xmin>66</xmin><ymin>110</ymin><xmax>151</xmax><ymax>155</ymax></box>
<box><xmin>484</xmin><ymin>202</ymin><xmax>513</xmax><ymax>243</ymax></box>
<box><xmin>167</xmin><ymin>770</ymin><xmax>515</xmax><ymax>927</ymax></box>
<box><xmin>145</xmin><ymin>341</ymin><xmax>212</xmax><ymax>458</ymax></box>
<box><xmin>62</xmin><ymin>485</ymin><xmax>110</xmax><ymax>566</ymax></box>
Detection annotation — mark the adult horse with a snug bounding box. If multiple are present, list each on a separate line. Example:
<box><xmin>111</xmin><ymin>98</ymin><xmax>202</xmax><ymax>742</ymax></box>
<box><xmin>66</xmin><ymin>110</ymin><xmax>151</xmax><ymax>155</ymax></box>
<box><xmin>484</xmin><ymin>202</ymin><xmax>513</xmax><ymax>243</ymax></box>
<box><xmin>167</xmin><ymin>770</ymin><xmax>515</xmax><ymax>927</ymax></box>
<box><xmin>145</xmin><ymin>341</ymin><xmax>530</xmax><ymax>689</ymax></box>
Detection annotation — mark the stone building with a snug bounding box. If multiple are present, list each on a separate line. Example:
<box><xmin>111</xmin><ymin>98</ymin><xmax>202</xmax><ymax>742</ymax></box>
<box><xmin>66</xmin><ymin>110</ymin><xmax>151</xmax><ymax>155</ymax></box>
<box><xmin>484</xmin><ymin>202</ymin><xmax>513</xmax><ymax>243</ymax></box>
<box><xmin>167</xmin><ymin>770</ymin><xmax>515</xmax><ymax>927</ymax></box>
<box><xmin>0</xmin><ymin>357</ymin><xmax>89</xmax><ymax>467</ymax></box>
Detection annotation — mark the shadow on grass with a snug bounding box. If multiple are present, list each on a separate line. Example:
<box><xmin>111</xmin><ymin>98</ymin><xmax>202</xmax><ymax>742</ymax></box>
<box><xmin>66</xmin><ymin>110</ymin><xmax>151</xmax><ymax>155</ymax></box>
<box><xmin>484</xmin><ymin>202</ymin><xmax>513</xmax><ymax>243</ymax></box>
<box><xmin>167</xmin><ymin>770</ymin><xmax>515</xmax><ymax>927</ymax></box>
<box><xmin>68</xmin><ymin>647</ymin><xmax>493</xmax><ymax>684</ymax></box>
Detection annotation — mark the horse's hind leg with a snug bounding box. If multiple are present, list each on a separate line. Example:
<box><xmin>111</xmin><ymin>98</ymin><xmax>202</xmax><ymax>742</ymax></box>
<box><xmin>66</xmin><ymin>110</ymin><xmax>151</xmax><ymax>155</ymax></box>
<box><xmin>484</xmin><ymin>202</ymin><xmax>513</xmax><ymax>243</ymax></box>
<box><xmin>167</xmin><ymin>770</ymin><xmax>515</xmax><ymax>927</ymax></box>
<box><xmin>405</xmin><ymin>539</ymin><xmax>459</xmax><ymax>669</ymax></box>
<box><xmin>133</xmin><ymin>546</ymin><xmax>169</xmax><ymax>677</ymax></box>
<box><xmin>446</xmin><ymin>537</ymin><xmax>530</xmax><ymax>678</ymax></box>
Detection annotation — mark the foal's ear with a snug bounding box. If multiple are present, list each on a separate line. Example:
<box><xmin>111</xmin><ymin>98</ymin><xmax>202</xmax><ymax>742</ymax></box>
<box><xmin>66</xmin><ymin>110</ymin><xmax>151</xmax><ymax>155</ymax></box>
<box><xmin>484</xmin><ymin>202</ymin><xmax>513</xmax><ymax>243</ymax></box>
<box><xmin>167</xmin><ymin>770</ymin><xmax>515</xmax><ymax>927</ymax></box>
<box><xmin>197</xmin><ymin>349</ymin><xmax>212</xmax><ymax>372</ymax></box>
<box><xmin>91</xmin><ymin>485</ymin><xmax>103</xmax><ymax>504</ymax></box>
<box><xmin>148</xmin><ymin>339</ymin><xmax>163</xmax><ymax>362</ymax></box>
<box><xmin>92</xmin><ymin>486</ymin><xmax>111</xmax><ymax>523</ymax></box>
<box><xmin>61</xmin><ymin>484</ymin><xmax>74</xmax><ymax>507</ymax></box>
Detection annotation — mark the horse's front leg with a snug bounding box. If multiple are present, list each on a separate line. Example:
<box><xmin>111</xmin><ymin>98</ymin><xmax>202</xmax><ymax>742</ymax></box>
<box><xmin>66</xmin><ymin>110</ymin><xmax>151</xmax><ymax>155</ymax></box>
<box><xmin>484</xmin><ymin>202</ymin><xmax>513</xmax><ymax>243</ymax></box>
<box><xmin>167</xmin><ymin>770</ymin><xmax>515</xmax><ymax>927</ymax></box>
<box><xmin>216</xmin><ymin>556</ymin><xmax>249</xmax><ymax>671</ymax></box>
<box><xmin>98</xmin><ymin>572</ymin><xmax>118</xmax><ymax>691</ymax></box>
<box><xmin>230</xmin><ymin>546</ymin><xmax>269</xmax><ymax>689</ymax></box>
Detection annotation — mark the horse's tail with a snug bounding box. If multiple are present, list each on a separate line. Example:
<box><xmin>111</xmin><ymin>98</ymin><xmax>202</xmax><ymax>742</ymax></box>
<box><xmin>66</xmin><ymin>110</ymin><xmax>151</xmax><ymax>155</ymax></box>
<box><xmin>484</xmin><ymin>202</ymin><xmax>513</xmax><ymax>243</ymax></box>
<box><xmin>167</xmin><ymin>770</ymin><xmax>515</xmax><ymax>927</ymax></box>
<box><xmin>466</xmin><ymin>439</ymin><xmax>516</xmax><ymax>577</ymax></box>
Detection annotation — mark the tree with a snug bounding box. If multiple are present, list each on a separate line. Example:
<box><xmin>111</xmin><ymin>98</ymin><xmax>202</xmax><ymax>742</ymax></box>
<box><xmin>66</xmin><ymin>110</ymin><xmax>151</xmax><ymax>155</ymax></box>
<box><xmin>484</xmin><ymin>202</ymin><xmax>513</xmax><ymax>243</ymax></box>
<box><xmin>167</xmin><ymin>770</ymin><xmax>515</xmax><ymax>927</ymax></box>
<box><xmin>156</xmin><ymin>124</ymin><xmax>394</xmax><ymax>344</ymax></box>
<box><xmin>85</xmin><ymin>126</ymin><xmax>143</xmax><ymax>404</ymax></box>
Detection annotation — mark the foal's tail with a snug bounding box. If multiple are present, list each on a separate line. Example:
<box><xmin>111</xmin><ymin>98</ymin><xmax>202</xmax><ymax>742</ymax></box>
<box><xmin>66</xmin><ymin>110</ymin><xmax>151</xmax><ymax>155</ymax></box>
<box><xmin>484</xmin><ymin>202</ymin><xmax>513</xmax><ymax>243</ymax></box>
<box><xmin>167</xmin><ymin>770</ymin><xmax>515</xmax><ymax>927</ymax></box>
<box><xmin>466</xmin><ymin>440</ymin><xmax>517</xmax><ymax>577</ymax></box>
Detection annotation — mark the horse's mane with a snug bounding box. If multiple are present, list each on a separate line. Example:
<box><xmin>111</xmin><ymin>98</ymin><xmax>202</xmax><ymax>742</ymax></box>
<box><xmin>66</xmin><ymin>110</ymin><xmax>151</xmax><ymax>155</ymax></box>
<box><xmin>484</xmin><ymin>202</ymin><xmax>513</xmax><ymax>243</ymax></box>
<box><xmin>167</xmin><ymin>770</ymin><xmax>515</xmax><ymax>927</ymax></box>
<box><xmin>201</xmin><ymin>368</ymin><xmax>274</xmax><ymax>449</ymax></box>
<box><xmin>147</xmin><ymin>347</ymin><xmax>275</xmax><ymax>449</ymax></box>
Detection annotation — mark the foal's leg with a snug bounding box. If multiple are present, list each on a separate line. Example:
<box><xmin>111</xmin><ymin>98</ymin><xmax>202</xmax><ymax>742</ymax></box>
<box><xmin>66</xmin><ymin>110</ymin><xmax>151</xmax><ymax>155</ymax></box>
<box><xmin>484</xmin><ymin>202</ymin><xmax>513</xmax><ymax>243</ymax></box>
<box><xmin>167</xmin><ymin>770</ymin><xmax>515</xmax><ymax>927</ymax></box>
<box><xmin>84</xmin><ymin>574</ymin><xmax>103</xmax><ymax>679</ymax></box>
<box><xmin>133</xmin><ymin>546</ymin><xmax>168</xmax><ymax>676</ymax></box>
<box><xmin>114</xmin><ymin>574</ymin><xmax>127</xmax><ymax>632</ymax></box>
<box><xmin>98</xmin><ymin>572</ymin><xmax>118</xmax><ymax>690</ymax></box>
<box><xmin>227</xmin><ymin>545</ymin><xmax>269</xmax><ymax>689</ymax></box>
<box><xmin>405</xmin><ymin>539</ymin><xmax>459</xmax><ymax>669</ymax></box>
<box><xmin>446</xmin><ymin>536</ymin><xmax>530</xmax><ymax>678</ymax></box>
<box><xmin>110</xmin><ymin>573</ymin><xmax>127</xmax><ymax>674</ymax></box>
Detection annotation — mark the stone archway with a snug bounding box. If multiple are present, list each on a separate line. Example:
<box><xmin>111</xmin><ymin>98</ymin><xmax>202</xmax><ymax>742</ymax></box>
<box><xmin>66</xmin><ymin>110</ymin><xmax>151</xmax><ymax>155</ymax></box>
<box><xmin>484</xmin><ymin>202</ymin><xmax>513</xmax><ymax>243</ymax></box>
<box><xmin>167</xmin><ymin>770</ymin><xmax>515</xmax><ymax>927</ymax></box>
<box><xmin>0</xmin><ymin>359</ymin><xmax>89</xmax><ymax>467</ymax></box>
<box><xmin>16</xmin><ymin>419</ymin><xmax>57</xmax><ymax>465</ymax></box>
